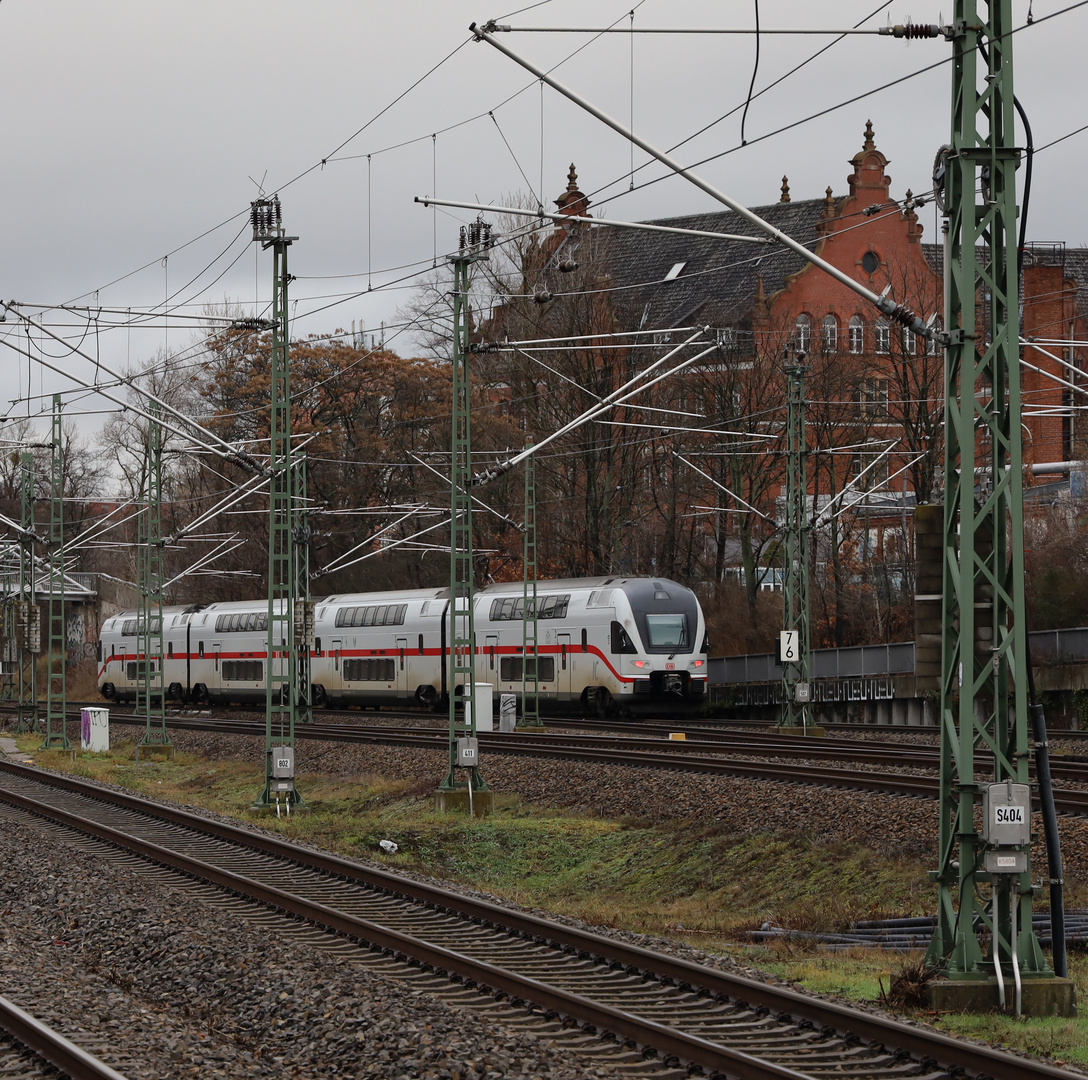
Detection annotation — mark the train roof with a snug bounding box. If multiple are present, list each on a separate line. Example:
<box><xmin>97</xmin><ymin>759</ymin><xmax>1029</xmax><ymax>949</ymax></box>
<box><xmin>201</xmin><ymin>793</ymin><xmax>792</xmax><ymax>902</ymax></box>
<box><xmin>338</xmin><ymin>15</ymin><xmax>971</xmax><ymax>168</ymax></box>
<box><xmin>477</xmin><ymin>576</ymin><xmax>692</xmax><ymax>597</ymax></box>
<box><xmin>319</xmin><ymin>587</ymin><xmax>450</xmax><ymax>605</ymax></box>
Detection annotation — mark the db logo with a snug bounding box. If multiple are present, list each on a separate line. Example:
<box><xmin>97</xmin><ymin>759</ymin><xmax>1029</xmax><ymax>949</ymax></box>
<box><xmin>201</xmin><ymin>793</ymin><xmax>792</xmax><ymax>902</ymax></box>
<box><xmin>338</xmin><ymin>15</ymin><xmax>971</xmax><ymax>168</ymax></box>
<box><xmin>665</xmin><ymin>663</ymin><xmax>675</xmax><ymax>670</ymax></box>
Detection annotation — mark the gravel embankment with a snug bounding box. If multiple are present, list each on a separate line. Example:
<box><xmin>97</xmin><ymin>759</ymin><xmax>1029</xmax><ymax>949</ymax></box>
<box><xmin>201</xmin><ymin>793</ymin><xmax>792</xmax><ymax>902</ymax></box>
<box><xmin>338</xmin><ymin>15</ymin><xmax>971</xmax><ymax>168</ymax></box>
<box><xmin>0</xmin><ymin>811</ymin><xmax>623</xmax><ymax>1080</ymax></box>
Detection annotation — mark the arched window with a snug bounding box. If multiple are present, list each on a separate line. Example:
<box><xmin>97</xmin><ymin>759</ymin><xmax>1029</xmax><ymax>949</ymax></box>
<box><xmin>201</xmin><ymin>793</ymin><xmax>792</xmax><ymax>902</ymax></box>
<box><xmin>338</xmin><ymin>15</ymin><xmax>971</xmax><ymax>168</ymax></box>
<box><xmin>848</xmin><ymin>315</ymin><xmax>864</xmax><ymax>354</ymax></box>
<box><xmin>902</xmin><ymin>326</ymin><xmax>916</xmax><ymax>355</ymax></box>
<box><xmin>795</xmin><ymin>314</ymin><xmax>811</xmax><ymax>353</ymax></box>
<box><xmin>875</xmin><ymin>318</ymin><xmax>890</xmax><ymax>354</ymax></box>
<box><xmin>822</xmin><ymin>314</ymin><xmax>838</xmax><ymax>353</ymax></box>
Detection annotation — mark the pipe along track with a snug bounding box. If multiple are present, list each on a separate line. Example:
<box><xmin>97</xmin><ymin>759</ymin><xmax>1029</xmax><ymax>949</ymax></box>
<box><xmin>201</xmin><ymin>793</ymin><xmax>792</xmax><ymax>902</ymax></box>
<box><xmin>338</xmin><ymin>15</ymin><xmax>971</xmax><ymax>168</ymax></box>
<box><xmin>0</xmin><ymin>759</ymin><xmax>1076</xmax><ymax>1080</ymax></box>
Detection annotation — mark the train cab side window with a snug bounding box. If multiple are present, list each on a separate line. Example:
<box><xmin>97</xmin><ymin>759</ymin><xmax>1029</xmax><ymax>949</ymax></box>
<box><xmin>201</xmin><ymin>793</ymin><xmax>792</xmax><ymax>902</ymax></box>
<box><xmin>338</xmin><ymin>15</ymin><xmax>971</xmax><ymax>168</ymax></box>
<box><xmin>610</xmin><ymin>621</ymin><xmax>637</xmax><ymax>654</ymax></box>
<box><xmin>199</xmin><ymin>641</ymin><xmax>205</xmax><ymax>658</ymax></box>
<box><xmin>701</xmin><ymin>631</ymin><xmax>709</xmax><ymax>653</ymax></box>
<box><xmin>96</xmin><ymin>640</ymin><xmax>102</xmax><ymax>662</ymax></box>
<box><xmin>418</xmin><ymin>634</ymin><xmax>424</xmax><ymax>655</ymax></box>
<box><xmin>167</xmin><ymin>643</ymin><xmax>173</xmax><ymax>658</ymax></box>
<box><xmin>315</xmin><ymin>637</ymin><xmax>322</xmax><ymax>654</ymax></box>
<box><xmin>581</xmin><ymin>629</ymin><xmax>588</xmax><ymax>653</ymax></box>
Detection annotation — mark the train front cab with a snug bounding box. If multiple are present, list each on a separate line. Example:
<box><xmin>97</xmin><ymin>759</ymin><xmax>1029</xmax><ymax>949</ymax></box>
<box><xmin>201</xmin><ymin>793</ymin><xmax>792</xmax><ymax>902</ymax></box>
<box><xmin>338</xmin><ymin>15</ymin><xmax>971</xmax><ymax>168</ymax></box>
<box><xmin>612</xmin><ymin>579</ymin><xmax>707</xmax><ymax>715</ymax></box>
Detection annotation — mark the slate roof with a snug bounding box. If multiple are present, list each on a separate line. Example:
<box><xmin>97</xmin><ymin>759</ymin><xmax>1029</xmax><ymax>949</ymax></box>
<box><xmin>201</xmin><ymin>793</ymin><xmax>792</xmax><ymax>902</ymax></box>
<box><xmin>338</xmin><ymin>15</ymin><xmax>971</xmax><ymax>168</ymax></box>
<box><xmin>602</xmin><ymin>198</ymin><xmax>837</xmax><ymax>334</ymax></box>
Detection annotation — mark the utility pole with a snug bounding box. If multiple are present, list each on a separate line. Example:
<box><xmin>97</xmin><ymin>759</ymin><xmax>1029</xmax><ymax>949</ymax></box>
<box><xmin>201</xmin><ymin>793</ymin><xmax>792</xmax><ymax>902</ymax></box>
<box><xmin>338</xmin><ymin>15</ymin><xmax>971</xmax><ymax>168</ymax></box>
<box><xmin>779</xmin><ymin>351</ymin><xmax>811</xmax><ymax>732</ymax></box>
<box><xmin>136</xmin><ymin>402</ymin><xmax>170</xmax><ymax>750</ymax></box>
<box><xmin>519</xmin><ymin>440</ymin><xmax>541</xmax><ymax>729</ymax></box>
<box><xmin>41</xmin><ymin>396</ymin><xmax>69</xmax><ymax>749</ymax></box>
<box><xmin>251</xmin><ymin>196</ymin><xmax>303</xmax><ymax>813</ymax></box>
<box><xmin>16</xmin><ymin>453</ymin><xmax>39</xmax><ymax>734</ymax></box>
<box><xmin>437</xmin><ymin>220</ymin><xmax>493</xmax><ymax>813</ymax></box>
<box><xmin>924</xmin><ymin>0</ymin><xmax>1072</xmax><ymax>1015</ymax></box>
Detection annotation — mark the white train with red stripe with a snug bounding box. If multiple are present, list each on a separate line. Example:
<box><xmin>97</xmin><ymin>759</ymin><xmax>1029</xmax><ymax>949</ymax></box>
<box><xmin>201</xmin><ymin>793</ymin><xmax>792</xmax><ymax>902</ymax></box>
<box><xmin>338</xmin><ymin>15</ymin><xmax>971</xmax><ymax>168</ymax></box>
<box><xmin>97</xmin><ymin>577</ymin><xmax>708</xmax><ymax>716</ymax></box>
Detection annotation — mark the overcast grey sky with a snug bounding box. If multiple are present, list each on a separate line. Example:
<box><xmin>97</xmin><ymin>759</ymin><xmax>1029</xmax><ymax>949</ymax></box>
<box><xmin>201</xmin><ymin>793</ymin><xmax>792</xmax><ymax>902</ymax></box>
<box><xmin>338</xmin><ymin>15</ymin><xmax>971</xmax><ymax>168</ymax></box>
<box><xmin>2</xmin><ymin>1</ymin><xmax>1084</xmax><ymax>442</ymax></box>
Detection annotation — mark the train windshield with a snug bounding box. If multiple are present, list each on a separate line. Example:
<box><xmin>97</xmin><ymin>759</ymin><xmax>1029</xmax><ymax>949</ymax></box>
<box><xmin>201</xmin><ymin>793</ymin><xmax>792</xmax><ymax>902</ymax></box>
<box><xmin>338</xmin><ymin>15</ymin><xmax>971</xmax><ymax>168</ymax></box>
<box><xmin>644</xmin><ymin>614</ymin><xmax>687</xmax><ymax>649</ymax></box>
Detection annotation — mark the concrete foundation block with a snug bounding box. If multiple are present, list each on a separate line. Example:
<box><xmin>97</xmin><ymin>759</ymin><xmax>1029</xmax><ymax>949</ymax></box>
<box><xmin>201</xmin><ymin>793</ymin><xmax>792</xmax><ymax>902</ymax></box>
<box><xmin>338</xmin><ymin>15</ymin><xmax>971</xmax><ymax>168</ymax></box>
<box><xmin>434</xmin><ymin>787</ymin><xmax>494</xmax><ymax>817</ymax></box>
<box><xmin>927</xmin><ymin>976</ymin><xmax>1076</xmax><ymax>1017</ymax></box>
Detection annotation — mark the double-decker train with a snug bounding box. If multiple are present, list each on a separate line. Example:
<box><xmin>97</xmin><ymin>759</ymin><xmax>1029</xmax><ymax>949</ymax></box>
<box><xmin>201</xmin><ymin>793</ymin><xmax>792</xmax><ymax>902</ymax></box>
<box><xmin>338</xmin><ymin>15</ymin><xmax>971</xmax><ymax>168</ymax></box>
<box><xmin>97</xmin><ymin>577</ymin><xmax>708</xmax><ymax>717</ymax></box>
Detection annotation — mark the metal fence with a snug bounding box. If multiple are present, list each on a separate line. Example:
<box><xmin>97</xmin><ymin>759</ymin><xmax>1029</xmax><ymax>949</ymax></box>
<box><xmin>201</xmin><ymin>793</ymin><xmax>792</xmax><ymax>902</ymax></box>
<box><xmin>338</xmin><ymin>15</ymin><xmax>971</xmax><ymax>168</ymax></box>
<box><xmin>711</xmin><ymin>627</ymin><xmax>1088</xmax><ymax>687</ymax></box>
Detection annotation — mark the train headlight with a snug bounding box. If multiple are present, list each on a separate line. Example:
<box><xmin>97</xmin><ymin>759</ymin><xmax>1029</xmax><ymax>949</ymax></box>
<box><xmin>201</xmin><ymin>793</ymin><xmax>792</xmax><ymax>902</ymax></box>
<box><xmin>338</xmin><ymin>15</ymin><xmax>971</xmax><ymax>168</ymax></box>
<box><xmin>630</xmin><ymin>659</ymin><xmax>650</xmax><ymax>670</ymax></box>
<box><xmin>689</xmin><ymin>659</ymin><xmax>704</xmax><ymax>670</ymax></box>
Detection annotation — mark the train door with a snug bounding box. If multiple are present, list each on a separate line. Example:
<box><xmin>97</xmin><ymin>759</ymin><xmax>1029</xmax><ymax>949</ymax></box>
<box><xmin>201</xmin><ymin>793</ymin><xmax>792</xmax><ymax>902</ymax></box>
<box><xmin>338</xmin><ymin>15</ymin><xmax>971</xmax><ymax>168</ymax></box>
<box><xmin>556</xmin><ymin>632</ymin><xmax>573</xmax><ymax>700</ymax></box>
<box><xmin>328</xmin><ymin>637</ymin><xmax>344</xmax><ymax>697</ymax></box>
<box><xmin>395</xmin><ymin>636</ymin><xmax>408</xmax><ymax>696</ymax></box>
<box><xmin>209</xmin><ymin>640</ymin><xmax>223</xmax><ymax>698</ymax></box>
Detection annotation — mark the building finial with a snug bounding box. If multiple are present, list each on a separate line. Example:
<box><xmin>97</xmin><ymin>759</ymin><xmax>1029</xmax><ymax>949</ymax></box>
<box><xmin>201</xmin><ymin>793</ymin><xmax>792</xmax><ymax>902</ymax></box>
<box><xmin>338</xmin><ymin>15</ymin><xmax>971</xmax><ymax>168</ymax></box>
<box><xmin>780</xmin><ymin>176</ymin><xmax>791</xmax><ymax>204</ymax></box>
<box><xmin>554</xmin><ymin>163</ymin><xmax>590</xmax><ymax>217</ymax></box>
<box><xmin>824</xmin><ymin>186</ymin><xmax>834</xmax><ymax>208</ymax></box>
<box><xmin>863</xmin><ymin>120</ymin><xmax>875</xmax><ymax>150</ymax></box>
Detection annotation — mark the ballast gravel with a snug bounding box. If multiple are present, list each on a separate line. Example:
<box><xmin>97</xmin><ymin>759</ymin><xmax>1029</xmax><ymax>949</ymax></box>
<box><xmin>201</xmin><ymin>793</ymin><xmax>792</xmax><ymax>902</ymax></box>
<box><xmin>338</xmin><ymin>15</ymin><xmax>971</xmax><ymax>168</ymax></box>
<box><xmin>0</xmin><ymin>814</ymin><xmax>619</xmax><ymax>1080</ymax></box>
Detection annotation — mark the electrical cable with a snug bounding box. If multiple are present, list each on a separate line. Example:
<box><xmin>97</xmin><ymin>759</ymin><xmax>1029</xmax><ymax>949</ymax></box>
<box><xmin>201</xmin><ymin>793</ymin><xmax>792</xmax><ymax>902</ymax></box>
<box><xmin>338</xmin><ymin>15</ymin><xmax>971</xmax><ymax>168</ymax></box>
<box><xmin>739</xmin><ymin>0</ymin><xmax>760</xmax><ymax>146</ymax></box>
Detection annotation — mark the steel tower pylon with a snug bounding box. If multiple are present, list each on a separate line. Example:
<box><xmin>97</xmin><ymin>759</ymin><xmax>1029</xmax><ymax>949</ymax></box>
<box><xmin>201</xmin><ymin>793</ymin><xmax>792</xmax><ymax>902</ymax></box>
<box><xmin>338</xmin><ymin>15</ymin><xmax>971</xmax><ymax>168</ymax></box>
<box><xmin>780</xmin><ymin>353</ymin><xmax>811</xmax><ymax>731</ymax></box>
<box><xmin>137</xmin><ymin>402</ymin><xmax>170</xmax><ymax>748</ymax></box>
<box><xmin>924</xmin><ymin>0</ymin><xmax>1062</xmax><ymax>1006</ymax></box>
<box><xmin>41</xmin><ymin>396</ymin><xmax>69</xmax><ymax>749</ymax></box>
<box><xmin>251</xmin><ymin>197</ymin><xmax>303</xmax><ymax>811</ymax></box>
<box><xmin>16</xmin><ymin>452</ymin><xmax>39</xmax><ymax>734</ymax></box>
<box><xmin>439</xmin><ymin>220</ymin><xmax>492</xmax><ymax>798</ymax></box>
<box><xmin>294</xmin><ymin>451</ymin><xmax>314</xmax><ymax>727</ymax></box>
<box><xmin>519</xmin><ymin>440</ymin><xmax>540</xmax><ymax>729</ymax></box>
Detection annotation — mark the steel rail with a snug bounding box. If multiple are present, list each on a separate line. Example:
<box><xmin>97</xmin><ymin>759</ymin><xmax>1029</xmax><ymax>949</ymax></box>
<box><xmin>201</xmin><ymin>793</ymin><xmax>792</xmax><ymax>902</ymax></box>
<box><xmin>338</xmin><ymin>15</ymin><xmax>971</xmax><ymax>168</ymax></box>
<box><xmin>0</xmin><ymin>775</ymin><xmax>831</xmax><ymax>1080</ymax></box>
<box><xmin>0</xmin><ymin>759</ymin><xmax>1075</xmax><ymax>1080</ymax></box>
<box><xmin>14</xmin><ymin>707</ymin><xmax>1088</xmax><ymax>810</ymax></box>
<box><xmin>0</xmin><ymin>993</ymin><xmax>130</xmax><ymax>1080</ymax></box>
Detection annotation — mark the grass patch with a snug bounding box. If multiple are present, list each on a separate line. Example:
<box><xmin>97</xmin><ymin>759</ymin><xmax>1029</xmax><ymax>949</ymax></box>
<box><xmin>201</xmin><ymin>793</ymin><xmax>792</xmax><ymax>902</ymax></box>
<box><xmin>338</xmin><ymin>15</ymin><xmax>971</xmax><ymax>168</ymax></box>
<box><xmin>13</xmin><ymin>733</ymin><xmax>1088</xmax><ymax>1062</ymax></box>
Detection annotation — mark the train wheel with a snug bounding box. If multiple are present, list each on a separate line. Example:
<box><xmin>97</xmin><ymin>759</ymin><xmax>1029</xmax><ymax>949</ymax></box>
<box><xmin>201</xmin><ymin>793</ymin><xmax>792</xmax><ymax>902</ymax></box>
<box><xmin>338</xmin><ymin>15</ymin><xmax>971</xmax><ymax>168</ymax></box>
<box><xmin>312</xmin><ymin>684</ymin><xmax>328</xmax><ymax>708</ymax></box>
<box><xmin>192</xmin><ymin>683</ymin><xmax>208</xmax><ymax>704</ymax></box>
<box><xmin>167</xmin><ymin>682</ymin><xmax>183</xmax><ymax>701</ymax></box>
<box><xmin>415</xmin><ymin>685</ymin><xmax>438</xmax><ymax>709</ymax></box>
<box><xmin>101</xmin><ymin>682</ymin><xmax>115</xmax><ymax>701</ymax></box>
<box><xmin>594</xmin><ymin>687</ymin><xmax>613</xmax><ymax>718</ymax></box>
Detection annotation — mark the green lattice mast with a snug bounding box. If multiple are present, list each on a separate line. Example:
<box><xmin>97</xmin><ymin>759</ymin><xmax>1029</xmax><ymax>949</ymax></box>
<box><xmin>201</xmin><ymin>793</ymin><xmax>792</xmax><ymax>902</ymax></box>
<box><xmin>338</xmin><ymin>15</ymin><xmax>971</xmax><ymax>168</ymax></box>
<box><xmin>16</xmin><ymin>452</ymin><xmax>39</xmax><ymax>734</ymax></box>
<box><xmin>439</xmin><ymin>220</ymin><xmax>492</xmax><ymax>795</ymax></box>
<box><xmin>924</xmin><ymin>0</ymin><xmax>1055</xmax><ymax>998</ymax></box>
<box><xmin>137</xmin><ymin>402</ymin><xmax>170</xmax><ymax>748</ymax></box>
<box><xmin>780</xmin><ymin>353</ymin><xmax>810</xmax><ymax>730</ymax></box>
<box><xmin>41</xmin><ymin>396</ymin><xmax>69</xmax><ymax>749</ymax></box>
<box><xmin>519</xmin><ymin>440</ymin><xmax>540</xmax><ymax>728</ymax></box>
<box><xmin>252</xmin><ymin>196</ymin><xmax>303</xmax><ymax>810</ymax></box>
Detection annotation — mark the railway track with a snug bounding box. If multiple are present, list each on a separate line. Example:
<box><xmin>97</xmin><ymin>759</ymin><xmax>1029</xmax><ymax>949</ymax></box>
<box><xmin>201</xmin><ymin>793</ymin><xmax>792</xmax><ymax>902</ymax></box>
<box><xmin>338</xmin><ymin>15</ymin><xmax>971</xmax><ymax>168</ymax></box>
<box><xmin>76</xmin><ymin>710</ymin><xmax>1088</xmax><ymax>815</ymax></box>
<box><xmin>10</xmin><ymin>702</ymin><xmax>1088</xmax><ymax>811</ymax></box>
<box><xmin>0</xmin><ymin>993</ymin><xmax>129</xmax><ymax>1080</ymax></box>
<box><xmin>0</xmin><ymin>758</ymin><xmax>1074</xmax><ymax>1080</ymax></box>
